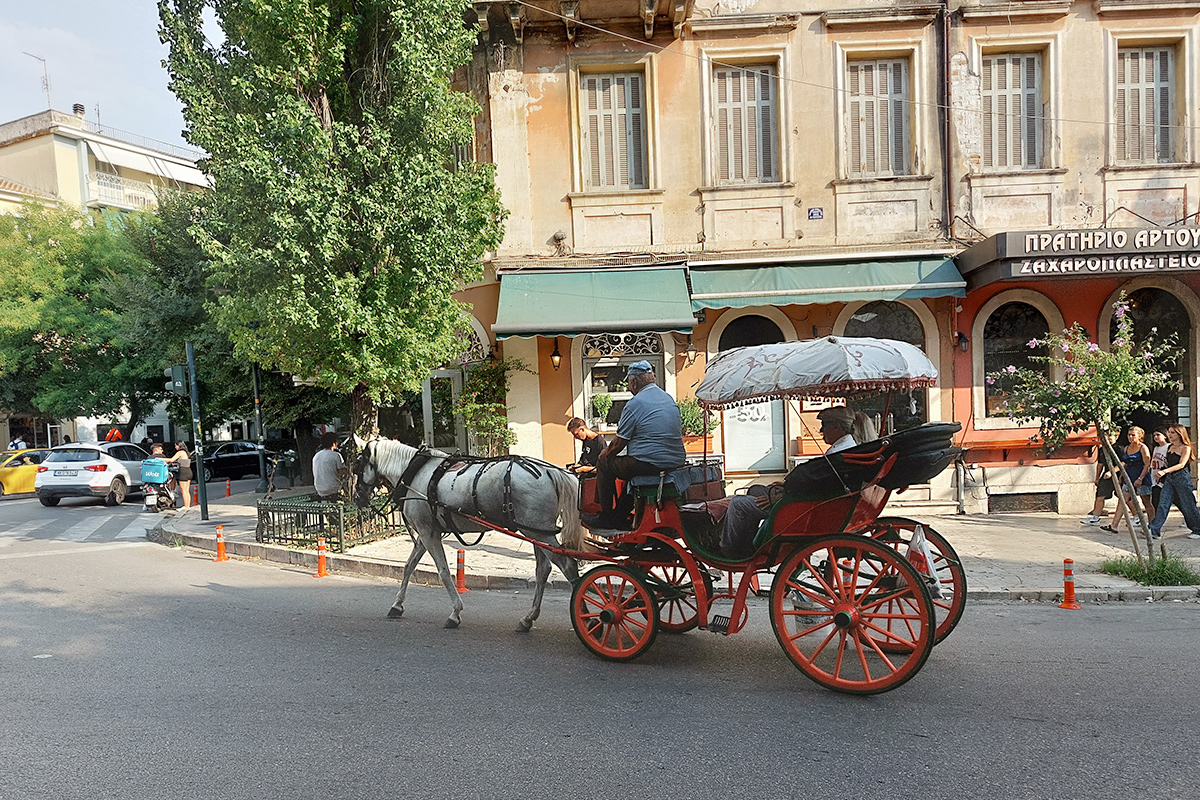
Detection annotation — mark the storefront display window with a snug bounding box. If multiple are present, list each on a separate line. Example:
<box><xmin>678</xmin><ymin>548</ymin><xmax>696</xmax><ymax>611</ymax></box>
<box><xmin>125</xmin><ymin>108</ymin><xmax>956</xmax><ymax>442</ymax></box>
<box><xmin>581</xmin><ymin>333</ymin><xmax>663</xmax><ymax>428</ymax></box>
<box><xmin>844</xmin><ymin>300</ymin><xmax>928</xmax><ymax>431</ymax></box>
<box><xmin>984</xmin><ymin>301</ymin><xmax>1049</xmax><ymax>417</ymax></box>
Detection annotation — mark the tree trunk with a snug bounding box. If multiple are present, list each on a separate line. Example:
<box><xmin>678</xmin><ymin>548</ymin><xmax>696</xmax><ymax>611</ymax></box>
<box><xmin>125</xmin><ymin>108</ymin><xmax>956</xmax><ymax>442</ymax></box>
<box><xmin>294</xmin><ymin>421</ymin><xmax>319</xmax><ymax>487</ymax></box>
<box><xmin>350</xmin><ymin>384</ymin><xmax>379</xmax><ymax>439</ymax></box>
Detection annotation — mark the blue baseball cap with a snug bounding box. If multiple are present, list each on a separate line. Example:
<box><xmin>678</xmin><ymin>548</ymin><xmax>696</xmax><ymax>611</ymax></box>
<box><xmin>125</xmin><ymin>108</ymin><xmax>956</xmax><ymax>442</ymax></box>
<box><xmin>626</xmin><ymin>360</ymin><xmax>654</xmax><ymax>378</ymax></box>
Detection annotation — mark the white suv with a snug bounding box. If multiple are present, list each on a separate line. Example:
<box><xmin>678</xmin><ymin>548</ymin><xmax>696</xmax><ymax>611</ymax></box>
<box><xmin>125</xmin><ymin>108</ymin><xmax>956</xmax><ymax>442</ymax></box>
<box><xmin>34</xmin><ymin>442</ymin><xmax>151</xmax><ymax>507</ymax></box>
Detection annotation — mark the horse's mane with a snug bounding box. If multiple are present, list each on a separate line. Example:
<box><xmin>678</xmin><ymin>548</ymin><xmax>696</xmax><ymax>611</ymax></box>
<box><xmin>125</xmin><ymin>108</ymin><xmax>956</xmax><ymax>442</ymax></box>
<box><xmin>369</xmin><ymin>438</ymin><xmax>420</xmax><ymax>482</ymax></box>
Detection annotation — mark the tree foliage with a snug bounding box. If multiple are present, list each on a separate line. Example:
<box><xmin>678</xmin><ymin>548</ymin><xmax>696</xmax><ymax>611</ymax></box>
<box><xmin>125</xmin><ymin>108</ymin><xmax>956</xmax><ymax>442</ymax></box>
<box><xmin>158</xmin><ymin>0</ymin><xmax>506</xmax><ymax>436</ymax></box>
<box><xmin>0</xmin><ymin>203</ymin><xmax>164</xmax><ymax>430</ymax></box>
<box><xmin>985</xmin><ymin>294</ymin><xmax>1178</xmax><ymax>452</ymax></box>
<box><xmin>453</xmin><ymin>357</ymin><xmax>529</xmax><ymax>457</ymax></box>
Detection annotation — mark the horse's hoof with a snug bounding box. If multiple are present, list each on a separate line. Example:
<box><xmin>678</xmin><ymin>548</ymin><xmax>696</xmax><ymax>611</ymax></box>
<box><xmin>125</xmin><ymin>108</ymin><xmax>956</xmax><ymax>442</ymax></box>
<box><xmin>387</xmin><ymin>606</ymin><xmax>404</xmax><ymax>619</ymax></box>
<box><xmin>515</xmin><ymin>619</ymin><xmax>533</xmax><ymax>633</ymax></box>
<box><xmin>444</xmin><ymin>617</ymin><xmax>460</xmax><ymax>629</ymax></box>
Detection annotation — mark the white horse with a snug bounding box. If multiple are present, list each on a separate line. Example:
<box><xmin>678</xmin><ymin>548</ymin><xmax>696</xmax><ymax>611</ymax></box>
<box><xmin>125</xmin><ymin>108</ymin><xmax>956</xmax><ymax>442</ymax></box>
<box><xmin>353</xmin><ymin>438</ymin><xmax>583</xmax><ymax>630</ymax></box>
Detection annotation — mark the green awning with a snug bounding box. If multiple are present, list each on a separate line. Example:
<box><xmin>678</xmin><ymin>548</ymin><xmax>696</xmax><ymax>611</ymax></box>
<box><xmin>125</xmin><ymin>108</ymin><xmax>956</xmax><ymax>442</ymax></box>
<box><xmin>493</xmin><ymin>267</ymin><xmax>696</xmax><ymax>339</ymax></box>
<box><xmin>689</xmin><ymin>257</ymin><xmax>966</xmax><ymax>311</ymax></box>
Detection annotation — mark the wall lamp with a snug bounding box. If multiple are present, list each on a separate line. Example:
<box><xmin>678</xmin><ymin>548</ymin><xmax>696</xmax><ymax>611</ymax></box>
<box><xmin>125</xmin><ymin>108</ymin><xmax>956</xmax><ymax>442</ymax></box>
<box><xmin>550</xmin><ymin>337</ymin><xmax>562</xmax><ymax>371</ymax></box>
<box><xmin>684</xmin><ymin>334</ymin><xmax>699</xmax><ymax>366</ymax></box>
<box><xmin>956</xmin><ymin>332</ymin><xmax>970</xmax><ymax>352</ymax></box>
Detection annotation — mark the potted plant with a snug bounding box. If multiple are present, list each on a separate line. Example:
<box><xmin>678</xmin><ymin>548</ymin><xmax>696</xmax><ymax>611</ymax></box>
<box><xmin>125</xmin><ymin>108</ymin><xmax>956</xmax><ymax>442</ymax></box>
<box><xmin>592</xmin><ymin>393</ymin><xmax>613</xmax><ymax>427</ymax></box>
<box><xmin>677</xmin><ymin>396</ymin><xmax>718</xmax><ymax>453</ymax></box>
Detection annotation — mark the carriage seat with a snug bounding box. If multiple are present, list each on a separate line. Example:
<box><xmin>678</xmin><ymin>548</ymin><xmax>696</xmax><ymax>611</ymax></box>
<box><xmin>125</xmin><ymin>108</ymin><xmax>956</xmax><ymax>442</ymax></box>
<box><xmin>783</xmin><ymin>421</ymin><xmax>963</xmax><ymax>500</ymax></box>
<box><xmin>629</xmin><ymin>463</ymin><xmax>724</xmax><ymax>502</ymax></box>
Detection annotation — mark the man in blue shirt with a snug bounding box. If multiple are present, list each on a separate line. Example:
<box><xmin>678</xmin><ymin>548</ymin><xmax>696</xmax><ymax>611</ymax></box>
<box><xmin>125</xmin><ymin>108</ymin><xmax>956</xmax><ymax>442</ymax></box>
<box><xmin>585</xmin><ymin>360</ymin><xmax>687</xmax><ymax>530</ymax></box>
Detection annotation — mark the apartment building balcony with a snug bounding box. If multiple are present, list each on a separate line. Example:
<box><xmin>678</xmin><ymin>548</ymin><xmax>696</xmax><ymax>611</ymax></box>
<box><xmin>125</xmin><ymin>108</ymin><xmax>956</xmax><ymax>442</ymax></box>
<box><xmin>85</xmin><ymin>172</ymin><xmax>159</xmax><ymax>211</ymax></box>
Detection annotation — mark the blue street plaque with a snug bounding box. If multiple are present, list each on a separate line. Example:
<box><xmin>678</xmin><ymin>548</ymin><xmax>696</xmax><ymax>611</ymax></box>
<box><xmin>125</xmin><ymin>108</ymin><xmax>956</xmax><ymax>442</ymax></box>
<box><xmin>807</xmin><ymin>208</ymin><xmax>823</xmax><ymax>220</ymax></box>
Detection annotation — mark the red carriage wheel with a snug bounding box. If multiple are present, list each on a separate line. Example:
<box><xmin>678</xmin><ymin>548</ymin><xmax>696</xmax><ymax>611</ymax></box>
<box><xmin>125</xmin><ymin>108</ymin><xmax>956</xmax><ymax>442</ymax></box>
<box><xmin>769</xmin><ymin>536</ymin><xmax>934</xmax><ymax>695</ymax></box>
<box><xmin>571</xmin><ymin>566</ymin><xmax>660</xmax><ymax>662</ymax></box>
<box><xmin>870</xmin><ymin>517</ymin><xmax>967</xmax><ymax>644</ymax></box>
<box><xmin>646</xmin><ymin>563</ymin><xmax>712</xmax><ymax>634</ymax></box>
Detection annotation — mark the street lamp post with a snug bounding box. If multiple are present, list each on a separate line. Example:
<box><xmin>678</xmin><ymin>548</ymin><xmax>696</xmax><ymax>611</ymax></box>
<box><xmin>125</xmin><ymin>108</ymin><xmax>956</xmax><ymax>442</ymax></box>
<box><xmin>253</xmin><ymin>363</ymin><xmax>268</xmax><ymax>493</ymax></box>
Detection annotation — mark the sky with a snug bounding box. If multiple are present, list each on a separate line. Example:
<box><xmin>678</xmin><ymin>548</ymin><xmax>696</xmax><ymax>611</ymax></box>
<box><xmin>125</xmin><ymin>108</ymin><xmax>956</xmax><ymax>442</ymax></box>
<box><xmin>1</xmin><ymin>1</ymin><xmax>192</xmax><ymax>150</ymax></box>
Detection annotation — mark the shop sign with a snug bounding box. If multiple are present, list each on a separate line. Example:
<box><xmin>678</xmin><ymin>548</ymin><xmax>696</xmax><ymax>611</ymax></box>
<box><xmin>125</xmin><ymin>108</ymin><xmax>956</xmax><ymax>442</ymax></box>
<box><xmin>975</xmin><ymin>227</ymin><xmax>1200</xmax><ymax>279</ymax></box>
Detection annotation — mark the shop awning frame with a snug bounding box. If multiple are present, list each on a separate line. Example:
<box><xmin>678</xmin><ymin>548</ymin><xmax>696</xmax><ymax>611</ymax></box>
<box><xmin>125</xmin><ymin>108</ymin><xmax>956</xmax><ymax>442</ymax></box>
<box><xmin>493</xmin><ymin>266</ymin><xmax>696</xmax><ymax>339</ymax></box>
<box><xmin>689</xmin><ymin>257</ymin><xmax>966</xmax><ymax>311</ymax></box>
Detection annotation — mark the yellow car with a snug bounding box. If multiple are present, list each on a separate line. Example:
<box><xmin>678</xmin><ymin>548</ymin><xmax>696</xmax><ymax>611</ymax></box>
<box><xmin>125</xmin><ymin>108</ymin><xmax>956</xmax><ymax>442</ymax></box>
<box><xmin>0</xmin><ymin>449</ymin><xmax>50</xmax><ymax>497</ymax></box>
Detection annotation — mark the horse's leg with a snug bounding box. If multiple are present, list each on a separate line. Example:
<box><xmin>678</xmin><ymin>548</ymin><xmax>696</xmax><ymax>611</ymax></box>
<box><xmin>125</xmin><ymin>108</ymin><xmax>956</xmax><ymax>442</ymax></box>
<box><xmin>546</xmin><ymin>549</ymin><xmax>580</xmax><ymax>584</ymax></box>
<box><xmin>517</xmin><ymin>547</ymin><xmax>555</xmax><ymax>632</ymax></box>
<box><xmin>424</xmin><ymin>536</ymin><xmax>465</xmax><ymax>629</ymax></box>
<box><xmin>388</xmin><ymin>536</ymin><xmax>428</xmax><ymax>619</ymax></box>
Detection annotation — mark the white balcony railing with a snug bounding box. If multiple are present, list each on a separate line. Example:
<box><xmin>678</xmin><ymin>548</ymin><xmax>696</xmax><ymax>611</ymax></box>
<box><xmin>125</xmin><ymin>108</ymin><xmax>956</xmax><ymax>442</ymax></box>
<box><xmin>86</xmin><ymin>172</ymin><xmax>159</xmax><ymax>210</ymax></box>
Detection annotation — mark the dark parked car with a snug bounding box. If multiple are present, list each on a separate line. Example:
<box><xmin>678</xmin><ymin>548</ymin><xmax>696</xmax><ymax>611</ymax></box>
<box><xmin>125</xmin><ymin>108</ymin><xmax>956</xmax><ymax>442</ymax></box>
<box><xmin>201</xmin><ymin>441</ymin><xmax>274</xmax><ymax>483</ymax></box>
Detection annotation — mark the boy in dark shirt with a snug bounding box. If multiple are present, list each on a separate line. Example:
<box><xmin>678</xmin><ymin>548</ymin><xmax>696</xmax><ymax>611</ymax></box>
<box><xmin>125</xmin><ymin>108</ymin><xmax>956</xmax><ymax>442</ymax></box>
<box><xmin>567</xmin><ymin>417</ymin><xmax>606</xmax><ymax>473</ymax></box>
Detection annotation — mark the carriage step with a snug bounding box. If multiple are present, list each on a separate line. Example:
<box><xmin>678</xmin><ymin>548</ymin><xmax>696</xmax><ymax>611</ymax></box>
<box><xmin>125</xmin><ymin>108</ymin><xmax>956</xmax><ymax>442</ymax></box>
<box><xmin>708</xmin><ymin>614</ymin><xmax>731</xmax><ymax>635</ymax></box>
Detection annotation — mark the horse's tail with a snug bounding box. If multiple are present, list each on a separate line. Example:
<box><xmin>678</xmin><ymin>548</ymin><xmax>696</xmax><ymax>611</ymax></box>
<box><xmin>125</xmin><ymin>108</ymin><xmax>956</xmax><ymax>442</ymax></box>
<box><xmin>548</xmin><ymin>468</ymin><xmax>584</xmax><ymax>551</ymax></box>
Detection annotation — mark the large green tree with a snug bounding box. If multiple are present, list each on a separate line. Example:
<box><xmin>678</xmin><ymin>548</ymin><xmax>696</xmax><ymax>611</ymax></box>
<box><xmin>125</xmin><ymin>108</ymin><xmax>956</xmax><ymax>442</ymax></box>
<box><xmin>159</xmin><ymin>0</ymin><xmax>505</xmax><ymax>438</ymax></box>
<box><xmin>0</xmin><ymin>203</ymin><xmax>165</xmax><ymax>434</ymax></box>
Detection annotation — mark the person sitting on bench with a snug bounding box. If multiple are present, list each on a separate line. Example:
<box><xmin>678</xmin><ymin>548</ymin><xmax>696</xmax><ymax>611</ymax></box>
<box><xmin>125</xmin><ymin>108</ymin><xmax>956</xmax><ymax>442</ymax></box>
<box><xmin>584</xmin><ymin>360</ymin><xmax>687</xmax><ymax>530</ymax></box>
<box><xmin>718</xmin><ymin>406</ymin><xmax>874</xmax><ymax>558</ymax></box>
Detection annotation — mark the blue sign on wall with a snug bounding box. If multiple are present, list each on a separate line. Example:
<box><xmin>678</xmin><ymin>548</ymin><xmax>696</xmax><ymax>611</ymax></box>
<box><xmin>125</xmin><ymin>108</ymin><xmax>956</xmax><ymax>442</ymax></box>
<box><xmin>807</xmin><ymin>208</ymin><xmax>823</xmax><ymax>220</ymax></box>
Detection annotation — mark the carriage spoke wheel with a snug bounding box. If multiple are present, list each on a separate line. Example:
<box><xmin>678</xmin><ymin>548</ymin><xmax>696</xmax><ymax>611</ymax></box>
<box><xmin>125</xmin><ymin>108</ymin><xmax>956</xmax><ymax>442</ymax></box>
<box><xmin>571</xmin><ymin>566</ymin><xmax>660</xmax><ymax>662</ymax></box>
<box><xmin>871</xmin><ymin>518</ymin><xmax>967</xmax><ymax>645</ymax></box>
<box><xmin>646</xmin><ymin>563</ymin><xmax>712</xmax><ymax>634</ymax></box>
<box><xmin>769</xmin><ymin>536</ymin><xmax>934</xmax><ymax>695</ymax></box>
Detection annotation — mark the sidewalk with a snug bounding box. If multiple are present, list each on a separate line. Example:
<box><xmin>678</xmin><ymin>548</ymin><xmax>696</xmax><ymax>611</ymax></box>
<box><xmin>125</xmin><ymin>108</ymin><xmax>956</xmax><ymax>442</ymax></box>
<box><xmin>155</xmin><ymin>486</ymin><xmax>1200</xmax><ymax>602</ymax></box>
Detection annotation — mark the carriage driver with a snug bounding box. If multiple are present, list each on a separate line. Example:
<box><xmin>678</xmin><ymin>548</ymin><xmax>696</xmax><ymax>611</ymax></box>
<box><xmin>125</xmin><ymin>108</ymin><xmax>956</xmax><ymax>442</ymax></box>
<box><xmin>584</xmin><ymin>360</ymin><xmax>687</xmax><ymax>530</ymax></box>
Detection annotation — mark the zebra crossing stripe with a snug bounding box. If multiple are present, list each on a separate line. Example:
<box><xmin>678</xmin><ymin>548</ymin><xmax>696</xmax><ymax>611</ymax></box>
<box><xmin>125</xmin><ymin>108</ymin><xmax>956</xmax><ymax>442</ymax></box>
<box><xmin>115</xmin><ymin>517</ymin><xmax>159</xmax><ymax>540</ymax></box>
<box><xmin>0</xmin><ymin>520</ymin><xmax>59</xmax><ymax>547</ymax></box>
<box><xmin>58</xmin><ymin>516</ymin><xmax>112</xmax><ymax>542</ymax></box>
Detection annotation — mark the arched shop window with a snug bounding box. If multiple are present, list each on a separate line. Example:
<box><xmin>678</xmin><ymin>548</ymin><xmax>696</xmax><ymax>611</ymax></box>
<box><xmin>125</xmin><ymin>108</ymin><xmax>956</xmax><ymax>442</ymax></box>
<box><xmin>984</xmin><ymin>301</ymin><xmax>1050</xmax><ymax>417</ymax></box>
<box><xmin>582</xmin><ymin>333</ymin><xmax>664</xmax><ymax>429</ymax></box>
<box><xmin>718</xmin><ymin>314</ymin><xmax>786</xmax><ymax>350</ymax></box>
<box><xmin>843</xmin><ymin>300</ymin><xmax>927</xmax><ymax>431</ymax></box>
<box><xmin>718</xmin><ymin>314</ymin><xmax>787</xmax><ymax>472</ymax></box>
<box><xmin>1121</xmin><ymin>288</ymin><xmax>1191</xmax><ymax>433</ymax></box>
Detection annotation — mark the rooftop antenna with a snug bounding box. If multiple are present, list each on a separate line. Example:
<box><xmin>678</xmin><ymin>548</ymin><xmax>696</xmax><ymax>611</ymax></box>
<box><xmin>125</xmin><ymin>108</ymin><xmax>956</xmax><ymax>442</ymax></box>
<box><xmin>22</xmin><ymin>52</ymin><xmax>52</xmax><ymax>110</ymax></box>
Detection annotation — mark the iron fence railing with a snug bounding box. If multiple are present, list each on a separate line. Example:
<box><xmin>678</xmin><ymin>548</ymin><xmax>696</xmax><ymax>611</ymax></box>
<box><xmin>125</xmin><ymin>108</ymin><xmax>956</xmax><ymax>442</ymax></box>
<box><xmin>255</xmin><ymin>494</ymin><xmax>404</xmax><ymax>552</ymax></box>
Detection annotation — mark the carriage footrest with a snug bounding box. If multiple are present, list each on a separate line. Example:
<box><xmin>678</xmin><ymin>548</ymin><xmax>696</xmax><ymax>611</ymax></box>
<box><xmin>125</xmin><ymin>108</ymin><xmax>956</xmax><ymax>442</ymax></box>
<box><xmin>708</xmin><ymin>614</ymin><xmax>731</xmax><ymax>635</ymax></box>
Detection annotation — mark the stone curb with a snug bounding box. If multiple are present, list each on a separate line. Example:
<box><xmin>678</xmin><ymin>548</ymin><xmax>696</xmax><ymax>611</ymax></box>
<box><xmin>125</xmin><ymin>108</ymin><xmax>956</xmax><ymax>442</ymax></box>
<box><xmin>154</xmin><ymin>523</ymin><xmax>1200</xmax><ymax>602</ymax></box>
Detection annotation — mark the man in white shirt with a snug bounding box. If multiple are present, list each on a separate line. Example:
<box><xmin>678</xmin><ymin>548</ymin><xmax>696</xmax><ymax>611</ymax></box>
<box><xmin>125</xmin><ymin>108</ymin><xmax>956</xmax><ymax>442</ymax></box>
<box><xmin>816</xmin><ymin>406</ymin><xmax>859</xmax><ymax>454</ymax></box>
<box><xmin>312</xmin><ymin>433</ymin><xmax>348</xmax><ymax>499</ymax></box>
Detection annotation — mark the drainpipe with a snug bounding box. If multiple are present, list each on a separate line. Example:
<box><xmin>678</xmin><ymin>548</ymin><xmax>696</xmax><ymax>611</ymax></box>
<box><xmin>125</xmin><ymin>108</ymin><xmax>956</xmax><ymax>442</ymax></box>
<box><xmin>937</xmin><ymin>1</ymin><xmax>953</xmax><ymax>241</ymax></box>
<box><xmin>955</xmin><ymin>456</ymin><xmax>966</xmax><ymax>515</ymax></box>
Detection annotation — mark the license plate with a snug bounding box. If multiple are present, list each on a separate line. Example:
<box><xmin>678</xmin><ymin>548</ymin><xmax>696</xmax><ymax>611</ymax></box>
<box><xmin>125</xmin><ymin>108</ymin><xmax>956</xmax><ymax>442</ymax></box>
<box><xmin>54</xmin><ymin>470</ymin><xmax>78</xmax><ymax>477</ymax></box>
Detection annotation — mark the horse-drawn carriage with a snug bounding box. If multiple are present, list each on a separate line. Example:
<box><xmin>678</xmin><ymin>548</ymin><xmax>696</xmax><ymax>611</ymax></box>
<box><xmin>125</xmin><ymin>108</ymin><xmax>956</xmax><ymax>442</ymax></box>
<box><xmin>355</xmin><ymin>336</ymin><xmax>964</xmax><ymax>695</ymax></box>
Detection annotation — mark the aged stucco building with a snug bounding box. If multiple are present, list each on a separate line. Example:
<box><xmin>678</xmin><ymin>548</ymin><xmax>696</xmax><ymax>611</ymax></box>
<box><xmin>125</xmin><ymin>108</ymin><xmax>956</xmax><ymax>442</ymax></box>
<box><xmin>455</xmin><ymin>0</ymin><xmax>1200</xmax><ymax>515</ymax></box>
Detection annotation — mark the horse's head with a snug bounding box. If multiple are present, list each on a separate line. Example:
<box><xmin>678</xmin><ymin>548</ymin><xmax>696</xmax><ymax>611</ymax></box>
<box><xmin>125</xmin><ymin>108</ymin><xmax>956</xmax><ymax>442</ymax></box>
<box><xmin>352</xmin><ymin>438</ymin><xmax>378</xmax><ymax>508</ymax></box>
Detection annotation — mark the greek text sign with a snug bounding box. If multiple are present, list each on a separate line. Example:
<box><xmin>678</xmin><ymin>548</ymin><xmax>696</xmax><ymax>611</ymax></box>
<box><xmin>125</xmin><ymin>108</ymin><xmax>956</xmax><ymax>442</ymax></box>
<box><xmin>982</xmin><ymin>227</ymin><xmax>1200</xmax><ymax>279</ymax></box>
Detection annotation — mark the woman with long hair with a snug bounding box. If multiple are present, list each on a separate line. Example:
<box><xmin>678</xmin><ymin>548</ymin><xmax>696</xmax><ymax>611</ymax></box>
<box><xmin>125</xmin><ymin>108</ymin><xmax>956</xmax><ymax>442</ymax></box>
<box><xmin>1148</xmin><ymin>424</ymin><xmax>1200</xmax><ymax>539</ymax></box>
<box><xmin>166</xmin><ymin>441</ymin><xmax>193</xmax><ymax>510</ymax></box>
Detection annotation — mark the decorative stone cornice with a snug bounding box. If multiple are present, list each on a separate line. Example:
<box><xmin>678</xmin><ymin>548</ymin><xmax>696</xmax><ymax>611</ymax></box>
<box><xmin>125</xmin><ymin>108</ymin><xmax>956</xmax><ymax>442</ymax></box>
<box><xmin>821</xmin><ymin>4</ymin><xmax>941</xmax><ymax>27</ymax></box>
<box><xmin>960</xmin><ymin>1</ymin><xmax>1071</xmax><ymax>21</ymax></box>
<box><xmin>1094</xmin><ymin>0</ymin><xmax>1200</xmax><ymax>14</ymax></box>
<box><xmin>688</xmin><ymin>13</ymin><xmax>800</xmax><ymax>34</ymax></box>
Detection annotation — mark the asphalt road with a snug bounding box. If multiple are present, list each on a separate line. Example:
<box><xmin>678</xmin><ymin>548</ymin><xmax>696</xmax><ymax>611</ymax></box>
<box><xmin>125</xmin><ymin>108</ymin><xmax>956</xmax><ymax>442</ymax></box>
<box><xmin>2</xmin><ymin>501</ymin><xmax>1198</xmax><ymax>799</ymax></box>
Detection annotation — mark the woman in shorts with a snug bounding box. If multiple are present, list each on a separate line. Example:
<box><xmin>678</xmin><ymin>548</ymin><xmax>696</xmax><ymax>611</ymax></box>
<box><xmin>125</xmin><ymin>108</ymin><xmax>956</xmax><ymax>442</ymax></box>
<box><xmin>167</xmin><ymin>441</ymin><xmax>193</xmax><ymax>509</ymax></box>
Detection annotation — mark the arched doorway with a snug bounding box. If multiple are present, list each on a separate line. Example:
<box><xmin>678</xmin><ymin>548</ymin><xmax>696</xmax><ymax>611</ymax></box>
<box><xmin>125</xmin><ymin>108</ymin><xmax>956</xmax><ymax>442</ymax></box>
<box><xmin>843</xmin><ymin>300</ymin><xmax>928</xmax><ymax>432</ymax></box>
<box><xmin>982</xmin><ymin>301</ymin><xmax>1051</xmax><ymax>418</ymax></box>
<box><xmin>1121</xmin><ymin>288</ymin><xmax>1190</xmax><ymax>435</ymax></box>
<box><xmin>719</xmin><ymin>314</ymin><xmax>786</xmax><ymax>471</ymax></box>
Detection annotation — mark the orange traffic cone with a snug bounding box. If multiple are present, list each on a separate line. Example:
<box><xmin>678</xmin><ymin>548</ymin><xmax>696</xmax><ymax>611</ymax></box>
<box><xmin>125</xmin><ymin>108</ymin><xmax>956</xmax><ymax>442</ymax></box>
<box><xmin>214</xmin><ymin>525</ymin><xmax>229</xmax><ymax>562</ymax></box>
<box><xmin>1058</xmin><ymin>558</ymin><xmax>1081</xmax><ymax>610</ymax></box>
<box><xmin>225</xmin><ymin>478</ymin><xmax>231</xmax><ymax>497</ymax></box>
<box><xmin>313</xmin><ymin>537</ymin><xmax>330</xmax><ymax>578</ymax></box>
<box><xmin>455</xmin><ymin>549</ymin><xmax>470</xmax><ymax>593</ymax></box>
<box><xmin>192</xmin><ymin>483</ymin><xmax>199</xmax><ymax>506</ymax></box>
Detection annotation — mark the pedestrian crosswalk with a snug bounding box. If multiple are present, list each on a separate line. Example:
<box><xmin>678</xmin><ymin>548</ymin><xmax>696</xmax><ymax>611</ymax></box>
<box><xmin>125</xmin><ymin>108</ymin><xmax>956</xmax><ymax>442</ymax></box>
<box><xmin>0</xmin><ymin>511</ymin><xmax>162</xmax><ymax>547</ymax></box>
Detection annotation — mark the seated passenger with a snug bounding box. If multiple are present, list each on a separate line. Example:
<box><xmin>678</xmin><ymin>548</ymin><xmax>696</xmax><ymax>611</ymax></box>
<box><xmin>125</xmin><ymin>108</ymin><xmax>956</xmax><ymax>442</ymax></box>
<box><xmin>566</xmin><ymin>417</ymin><xmax>606</xmax><ymax>474</ymax></box>
<box><xmin>718</xmin><ymin>406</ymin><xmax>873</xmax><ymax>558</ymax></box>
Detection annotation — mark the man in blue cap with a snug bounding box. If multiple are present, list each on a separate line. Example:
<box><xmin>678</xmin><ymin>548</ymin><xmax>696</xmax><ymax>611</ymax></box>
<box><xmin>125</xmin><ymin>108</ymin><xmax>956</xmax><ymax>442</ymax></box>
<box><xmin>585</xmin><ymin>360</ymin><xmax>687</xmax><ymax>530</ymax></box>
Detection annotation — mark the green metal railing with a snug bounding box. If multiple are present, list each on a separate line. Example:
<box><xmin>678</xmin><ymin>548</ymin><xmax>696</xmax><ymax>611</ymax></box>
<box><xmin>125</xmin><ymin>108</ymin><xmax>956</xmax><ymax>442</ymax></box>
<box><xmin>255</xmin><ymin>494</ymin><xmax>403</xmax><ymax>552</ymax></box>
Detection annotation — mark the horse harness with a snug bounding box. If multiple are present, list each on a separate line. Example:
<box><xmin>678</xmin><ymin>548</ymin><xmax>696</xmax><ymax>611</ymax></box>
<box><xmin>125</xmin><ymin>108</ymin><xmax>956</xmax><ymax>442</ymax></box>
<box><xmin>394</xmin><ymin>447</ymin><xmax>561</xmax><ymax>544</ymax></box>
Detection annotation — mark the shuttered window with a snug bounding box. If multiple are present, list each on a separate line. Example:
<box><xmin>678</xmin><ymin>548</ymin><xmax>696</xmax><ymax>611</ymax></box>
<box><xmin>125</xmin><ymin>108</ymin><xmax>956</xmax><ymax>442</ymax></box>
<box><xmin>712</xmin><ymin>64</ymin><xmax>779</xmax><ymax>184</ymax></box>
<box><xmin>981</xmin><ymin>53</ymin><xmax>1042</xmax><ymax>169</ymax></box>
<box><xmin>1115</xmin><ymin>46</ymin><xmax>1175</xmax><ymax>164</ymax></box>
<box><xmin>580</xmin><ymin>72</ymin><xmax>648</xmax><ymax>190</ymax></box>
<box><xmin>846</xmin><ymin>59</ymin><xmax>909</xmax><ymax>178</ymax></box>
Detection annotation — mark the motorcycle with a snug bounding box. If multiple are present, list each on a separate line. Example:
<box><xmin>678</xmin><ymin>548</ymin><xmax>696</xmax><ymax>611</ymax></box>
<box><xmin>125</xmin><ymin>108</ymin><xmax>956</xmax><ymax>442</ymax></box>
<box><xmin>141</xmin><ymin>458</ymin><xmax>180</xmax><ymax>512</ymax></box>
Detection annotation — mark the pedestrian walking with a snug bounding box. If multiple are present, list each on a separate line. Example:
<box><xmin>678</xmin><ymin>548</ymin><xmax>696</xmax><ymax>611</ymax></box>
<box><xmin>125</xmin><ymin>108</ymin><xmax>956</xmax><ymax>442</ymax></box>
<box><xmin>1081</xmin><ymin>431</ymin><xmax>1120</xmax><ymax>526</ymax></box>
<box><xmin>1149</xmin><ymin>429</ymin><xmax>1169</xmax><ymax>513</ymax></box>
<box><xmin>1101</xmin><ymin>426</ymin><xmax>1152</xmax><ymax>533</ymax></box>
<box><xmin>1148</xmin><ymin>424</ymin><xmax>1200</xmax><ymax>540</ymax></box>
